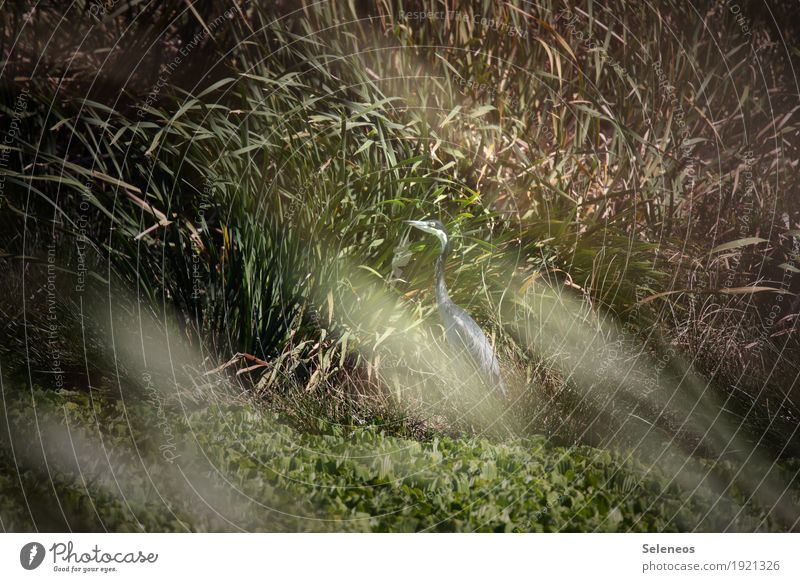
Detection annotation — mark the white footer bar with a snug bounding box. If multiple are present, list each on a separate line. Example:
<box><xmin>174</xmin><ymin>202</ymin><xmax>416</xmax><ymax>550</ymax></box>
<box><xmin>1</xmin><ymin>533</ymin><xmax>795</xmax><ymax>581</ymax></box>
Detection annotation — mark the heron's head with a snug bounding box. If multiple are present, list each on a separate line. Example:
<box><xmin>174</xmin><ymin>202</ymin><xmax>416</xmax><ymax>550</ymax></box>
<box><xmin>404</xmin><ymin>218</ymin><xmax>448</xmax><ymax>251</ymax></box>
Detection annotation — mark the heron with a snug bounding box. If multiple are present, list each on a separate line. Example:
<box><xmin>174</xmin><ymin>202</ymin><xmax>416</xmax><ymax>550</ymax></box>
<box><xmin>404</xmin><ymin>219</ymin><xmax>507</xmax><ymax>398</ymax></box>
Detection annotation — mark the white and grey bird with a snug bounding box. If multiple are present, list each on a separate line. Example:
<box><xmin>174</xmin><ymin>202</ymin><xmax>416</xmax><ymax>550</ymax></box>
<box><xmin>404</xmin><ymin>219</ymin><xmax>507</xmax><ymax>398</ymax></box>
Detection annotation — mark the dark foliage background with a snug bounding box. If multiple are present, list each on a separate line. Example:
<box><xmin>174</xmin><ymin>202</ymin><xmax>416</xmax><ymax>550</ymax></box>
<box><xmin>1</xmin><ymin>0</ymin><xmax>799</xmax><ymax>531</ymax></box>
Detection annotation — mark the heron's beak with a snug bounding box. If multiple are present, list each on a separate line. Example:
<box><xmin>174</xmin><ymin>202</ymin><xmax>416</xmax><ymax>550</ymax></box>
<box><xmin>404</xmin><ymin>219</ymin><xmax>448</xmax><ymax>250</ymax></box>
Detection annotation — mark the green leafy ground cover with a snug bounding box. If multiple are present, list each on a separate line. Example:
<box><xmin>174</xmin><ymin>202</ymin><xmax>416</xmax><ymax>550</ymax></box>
<box><xmin>1</xmin><ymin>387</ymin><xmax>794</xmax><ymax>532</ymax></box>
<box><xmin>2</xmin><ymin>0</ymin><xmax>799</xmax><ymax>533</ymax></box>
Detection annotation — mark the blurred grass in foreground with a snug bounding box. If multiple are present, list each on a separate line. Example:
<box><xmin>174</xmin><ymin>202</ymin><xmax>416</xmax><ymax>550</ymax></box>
<box><xmin>1</xmin><ymin>0</ymin><xmax>799</xmax><ymax>531</ymax></box>
<box><xmin>2</xmin><ymin>385</ymin><xmax>796</xmax><ymax>532</ymax></box>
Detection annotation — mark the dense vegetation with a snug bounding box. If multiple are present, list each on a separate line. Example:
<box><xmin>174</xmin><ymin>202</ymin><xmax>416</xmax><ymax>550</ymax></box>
<box><xmin>1</xmin><ymin>0</ymin><xmax>799</xmax><ymax>531</ymax></box>
<box><xmin>3</xmin><ymin>387</ymin><xmax>795</xmax><ymax>532</ymax></box>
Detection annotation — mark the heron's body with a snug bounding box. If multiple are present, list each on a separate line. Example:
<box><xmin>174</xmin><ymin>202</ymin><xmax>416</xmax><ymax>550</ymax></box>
<box><xmin>406</xmin><ymin>219</ymin><xmax>507</xmax><ymax>398</ymax></box>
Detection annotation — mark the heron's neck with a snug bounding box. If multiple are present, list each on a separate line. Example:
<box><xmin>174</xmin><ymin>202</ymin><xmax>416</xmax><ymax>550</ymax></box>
<box><xmin>435</xmin><ymin>242</ymin><xmax>451</xmax><ymax>305</ymax></box>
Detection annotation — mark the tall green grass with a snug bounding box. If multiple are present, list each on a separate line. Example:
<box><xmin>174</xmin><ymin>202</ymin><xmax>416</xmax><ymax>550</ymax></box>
<box><xmin>1</xmin><ymin>0</ymin><xmax>799</xmax><ymax>530</ymax></box>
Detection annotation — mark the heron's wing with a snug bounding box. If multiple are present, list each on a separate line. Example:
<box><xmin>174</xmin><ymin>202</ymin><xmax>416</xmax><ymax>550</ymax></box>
<box><xmin>442</xmin><ymin>304</ymin><xmax>505</xmax><ymax>393</ymax></box>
